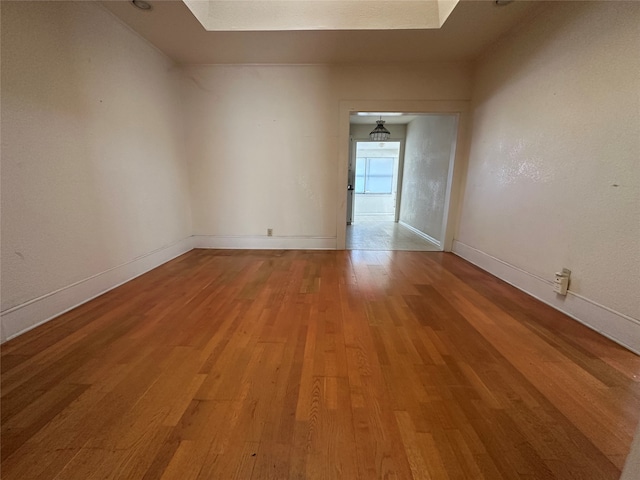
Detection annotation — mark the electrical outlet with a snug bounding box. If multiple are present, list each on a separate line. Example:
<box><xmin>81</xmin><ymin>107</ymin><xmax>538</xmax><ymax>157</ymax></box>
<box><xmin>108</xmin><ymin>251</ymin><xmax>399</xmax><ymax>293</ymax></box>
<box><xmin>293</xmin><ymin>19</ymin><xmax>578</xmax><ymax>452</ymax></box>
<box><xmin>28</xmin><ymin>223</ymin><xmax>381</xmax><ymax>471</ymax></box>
<box><xmin>267</xmin><ymin>228</ymin><xmax>273</xmax><ymax>237</ymax></box>
<box><xmin>554</xmin><ymin>268</ymin><xmax>571</xmax><ymax>295</ymax></box>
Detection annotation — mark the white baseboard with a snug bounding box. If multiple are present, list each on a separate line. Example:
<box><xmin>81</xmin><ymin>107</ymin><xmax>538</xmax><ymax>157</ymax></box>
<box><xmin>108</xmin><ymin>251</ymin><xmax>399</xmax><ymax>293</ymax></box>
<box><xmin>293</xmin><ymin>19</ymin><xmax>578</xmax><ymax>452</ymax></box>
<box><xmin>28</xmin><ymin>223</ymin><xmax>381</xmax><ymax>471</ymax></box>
<box><xmin>192</xmin><ymin>235</ymin><xmax>337</xmax><ymax>250</ymax></box>
<box><xmin>0</xmin><ymin>237</ymin><xmax>194</xmax><ymax>343</ymax></box>
<box><xmin>398</xmin><ymin>221</ymin><xmax>442</xmax><ymax>249</ymax></box>
<box><xmin>452</xmin><ymin>240</ymin><xmax>640</xmax><ymax>355</ymax></box>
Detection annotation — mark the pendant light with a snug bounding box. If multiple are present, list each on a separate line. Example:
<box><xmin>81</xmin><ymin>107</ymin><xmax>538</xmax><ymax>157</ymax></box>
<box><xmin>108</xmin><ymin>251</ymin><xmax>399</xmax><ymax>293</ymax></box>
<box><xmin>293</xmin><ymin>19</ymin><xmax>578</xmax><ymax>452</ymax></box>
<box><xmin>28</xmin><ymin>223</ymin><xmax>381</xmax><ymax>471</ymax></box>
<box><xmin>131</xmin><ymin>0</ymin><xmax>152</xmax><ymax>10</ymax></box>
<box><xmin>369</xmin><ymin>117</ymin><xmax>391</xmax><ymax>141</ymax></box>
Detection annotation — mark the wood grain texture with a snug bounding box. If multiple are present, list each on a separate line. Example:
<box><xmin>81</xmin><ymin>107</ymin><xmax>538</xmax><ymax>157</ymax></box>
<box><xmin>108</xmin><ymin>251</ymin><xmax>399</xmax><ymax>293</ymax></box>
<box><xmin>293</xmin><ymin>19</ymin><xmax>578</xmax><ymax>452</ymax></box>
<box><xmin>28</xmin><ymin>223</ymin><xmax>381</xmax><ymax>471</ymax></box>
<box><xmin>2</xmin><ymin>249</ymin><xmax>639</xmax><ymax>479</ymax></box>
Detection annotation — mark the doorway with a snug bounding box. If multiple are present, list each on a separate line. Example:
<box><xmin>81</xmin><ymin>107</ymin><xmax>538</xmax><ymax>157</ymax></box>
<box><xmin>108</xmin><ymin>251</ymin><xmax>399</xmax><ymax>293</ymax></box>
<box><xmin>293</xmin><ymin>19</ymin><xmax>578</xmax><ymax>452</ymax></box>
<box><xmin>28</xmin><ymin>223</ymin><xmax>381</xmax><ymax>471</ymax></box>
<box><xmin>352</xmin><ymin>141</ymin><xmax>401</xmax><ymax>223</ymax></box>
<box><xmin>344</xmin><ymin>112</ymin><xmax>460</xmax><ymax>251</ymax></box>
<box><xmin>346</xmin><ymin>140</ymin><xmax>435</xmax><ymax>250</ymax></box>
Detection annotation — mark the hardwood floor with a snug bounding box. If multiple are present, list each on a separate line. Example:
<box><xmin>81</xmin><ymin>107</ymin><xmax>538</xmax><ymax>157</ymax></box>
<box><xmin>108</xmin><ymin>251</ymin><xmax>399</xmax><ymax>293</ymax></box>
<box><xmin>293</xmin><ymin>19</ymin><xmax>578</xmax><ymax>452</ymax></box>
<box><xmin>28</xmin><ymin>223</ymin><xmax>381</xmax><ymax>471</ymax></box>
<box><xmin>2</xmin><ymin>249</ymin><xmax>639</xmax><ymax>479</ymax></box>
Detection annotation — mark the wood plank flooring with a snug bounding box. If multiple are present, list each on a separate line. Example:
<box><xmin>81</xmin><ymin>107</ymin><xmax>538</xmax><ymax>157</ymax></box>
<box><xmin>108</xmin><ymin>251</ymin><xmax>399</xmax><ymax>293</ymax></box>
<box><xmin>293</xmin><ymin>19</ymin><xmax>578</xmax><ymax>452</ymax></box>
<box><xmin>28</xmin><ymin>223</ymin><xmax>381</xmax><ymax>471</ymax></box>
<box><xmin>2</xmin><ymin>249</ymin><xmax>639</xmax><ymax>479</ymax></box>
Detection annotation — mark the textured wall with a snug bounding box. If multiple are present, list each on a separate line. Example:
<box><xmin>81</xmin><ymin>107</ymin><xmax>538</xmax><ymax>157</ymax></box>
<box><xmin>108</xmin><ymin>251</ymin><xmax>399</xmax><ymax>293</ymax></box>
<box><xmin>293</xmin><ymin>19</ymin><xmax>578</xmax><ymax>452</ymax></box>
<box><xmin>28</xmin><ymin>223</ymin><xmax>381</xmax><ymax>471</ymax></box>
<box><xmin>1</xmin><ymin>2</ymin><xmax>192</xmax><ymax>311</ymax></box>
<box><xmin>399</xmin><ymin>115</ymin><xmax>458</xmax><ymax>242</ymax></box>
<box><xmin>457</xmin><ymin>1</ymin><xmax>640</xmax><ymax>319</ymax></box>
<box><xmin>183</xmin><ymin>65</ymin><xmax>337</xmax><ymax>238</ymax></box>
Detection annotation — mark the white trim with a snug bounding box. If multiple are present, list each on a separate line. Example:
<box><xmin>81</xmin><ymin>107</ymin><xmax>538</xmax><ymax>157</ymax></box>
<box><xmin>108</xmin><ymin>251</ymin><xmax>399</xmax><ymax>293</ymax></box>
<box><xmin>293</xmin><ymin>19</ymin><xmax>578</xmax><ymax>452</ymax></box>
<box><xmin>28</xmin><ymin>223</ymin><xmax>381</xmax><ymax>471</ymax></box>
<box><xmin>0</xmin><ymin>237</ymin><xmax>194</xmax><ymax>343</ymax></box>
<box><xmin>192</xmin><ymin>235</ymin><xmax>336</xmax><ymax>250</ymax></box>
<box><xmin>439</xmin><ymin>113</ymin><xmax>460</xmax><ymax>252</ymax></box>
<box><xmin>452</xmin><ymin>240</ymin><xmax>640</xmax><ymax>355</ymax></box>
<box><xmin>398</xmin><ymin>221</ymin><xmax>442</xmax><ymax>249</ymax></box>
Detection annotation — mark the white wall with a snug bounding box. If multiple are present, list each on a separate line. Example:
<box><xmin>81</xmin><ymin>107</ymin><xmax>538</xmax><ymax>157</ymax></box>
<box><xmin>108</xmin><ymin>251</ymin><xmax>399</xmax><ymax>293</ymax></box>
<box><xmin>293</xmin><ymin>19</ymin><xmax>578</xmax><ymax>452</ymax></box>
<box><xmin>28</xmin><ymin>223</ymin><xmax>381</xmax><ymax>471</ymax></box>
<box><xmin>183</xmin><ymin>65</ymin><xmax>337</xmax><ymax>247</ymax></box>
<box><xmin>183</xmin><ymin>63</ymin><xmax>471</xmax><ymax>249</ymax></box>
<box><xmin>399</xmin><ymin>115</ymin><xmax>458</xmax><ymax>243</ymax></box>
<box><xmin>0</xmin><ymin>2</ymin><xmax>192</xmax><ymax>341</ymax></box>
<box><xmin>455</xmin><ymin>2</ymin><xmax>640</xmax><ymax>351</ymax></box>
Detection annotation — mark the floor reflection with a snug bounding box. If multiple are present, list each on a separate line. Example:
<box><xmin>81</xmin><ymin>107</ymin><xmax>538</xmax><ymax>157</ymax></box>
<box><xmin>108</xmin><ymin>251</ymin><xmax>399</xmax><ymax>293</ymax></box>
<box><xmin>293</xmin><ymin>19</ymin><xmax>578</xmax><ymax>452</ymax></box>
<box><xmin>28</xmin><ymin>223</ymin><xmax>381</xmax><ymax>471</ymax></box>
<box><xmin>346</xmin><ymin>221</ymin><xmax>440</xmax><ymax>251</ymax></box>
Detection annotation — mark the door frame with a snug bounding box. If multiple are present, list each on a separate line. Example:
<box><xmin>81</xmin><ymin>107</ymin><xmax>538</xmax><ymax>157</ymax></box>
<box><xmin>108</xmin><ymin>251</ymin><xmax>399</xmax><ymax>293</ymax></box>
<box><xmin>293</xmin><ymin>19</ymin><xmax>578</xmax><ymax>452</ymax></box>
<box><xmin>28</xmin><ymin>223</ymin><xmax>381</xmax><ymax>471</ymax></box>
<box><xmin>350</xmin><ymin>138</ymin><xmax>406</xmax><ymax>223</ymax></box>
<box><xmin>336</xmin><ymin>100</ymin><xmax>470</xmax><ymax>251</ymax></box>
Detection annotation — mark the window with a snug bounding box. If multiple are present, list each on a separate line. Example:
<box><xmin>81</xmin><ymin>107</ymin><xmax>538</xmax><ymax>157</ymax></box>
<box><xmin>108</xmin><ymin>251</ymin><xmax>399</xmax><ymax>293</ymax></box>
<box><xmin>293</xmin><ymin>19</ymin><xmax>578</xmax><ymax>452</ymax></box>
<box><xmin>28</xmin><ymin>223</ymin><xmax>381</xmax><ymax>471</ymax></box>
<box><xmin>355</xmin><ymin>157</ymin><xmax>394</xmax><ymax>194</ymax></box>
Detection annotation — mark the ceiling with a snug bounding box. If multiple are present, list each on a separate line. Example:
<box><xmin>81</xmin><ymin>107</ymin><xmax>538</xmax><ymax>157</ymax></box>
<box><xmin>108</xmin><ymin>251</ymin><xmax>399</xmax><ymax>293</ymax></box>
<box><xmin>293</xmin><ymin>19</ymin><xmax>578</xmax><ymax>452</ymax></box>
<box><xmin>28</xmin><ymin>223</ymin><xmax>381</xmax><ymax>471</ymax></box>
<box><xmin>102</xmin><ymin>0</ymin><xmax>541</xmax><ymax>64</ymax></box>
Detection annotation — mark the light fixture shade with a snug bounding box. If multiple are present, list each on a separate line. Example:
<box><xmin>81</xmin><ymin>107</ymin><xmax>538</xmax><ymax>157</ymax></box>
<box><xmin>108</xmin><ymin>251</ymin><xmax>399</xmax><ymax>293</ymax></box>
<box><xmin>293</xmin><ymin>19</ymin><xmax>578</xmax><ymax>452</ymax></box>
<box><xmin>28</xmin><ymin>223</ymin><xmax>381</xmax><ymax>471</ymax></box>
<box><xmin>131</xmin><ymin>0</ymin><xmax>153</xmax><ymax>10</ymax></box>
<box><xmin>370</xmin><ymin>120</ymin><xmax>391</xmax><ymax>141</ymax></box>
